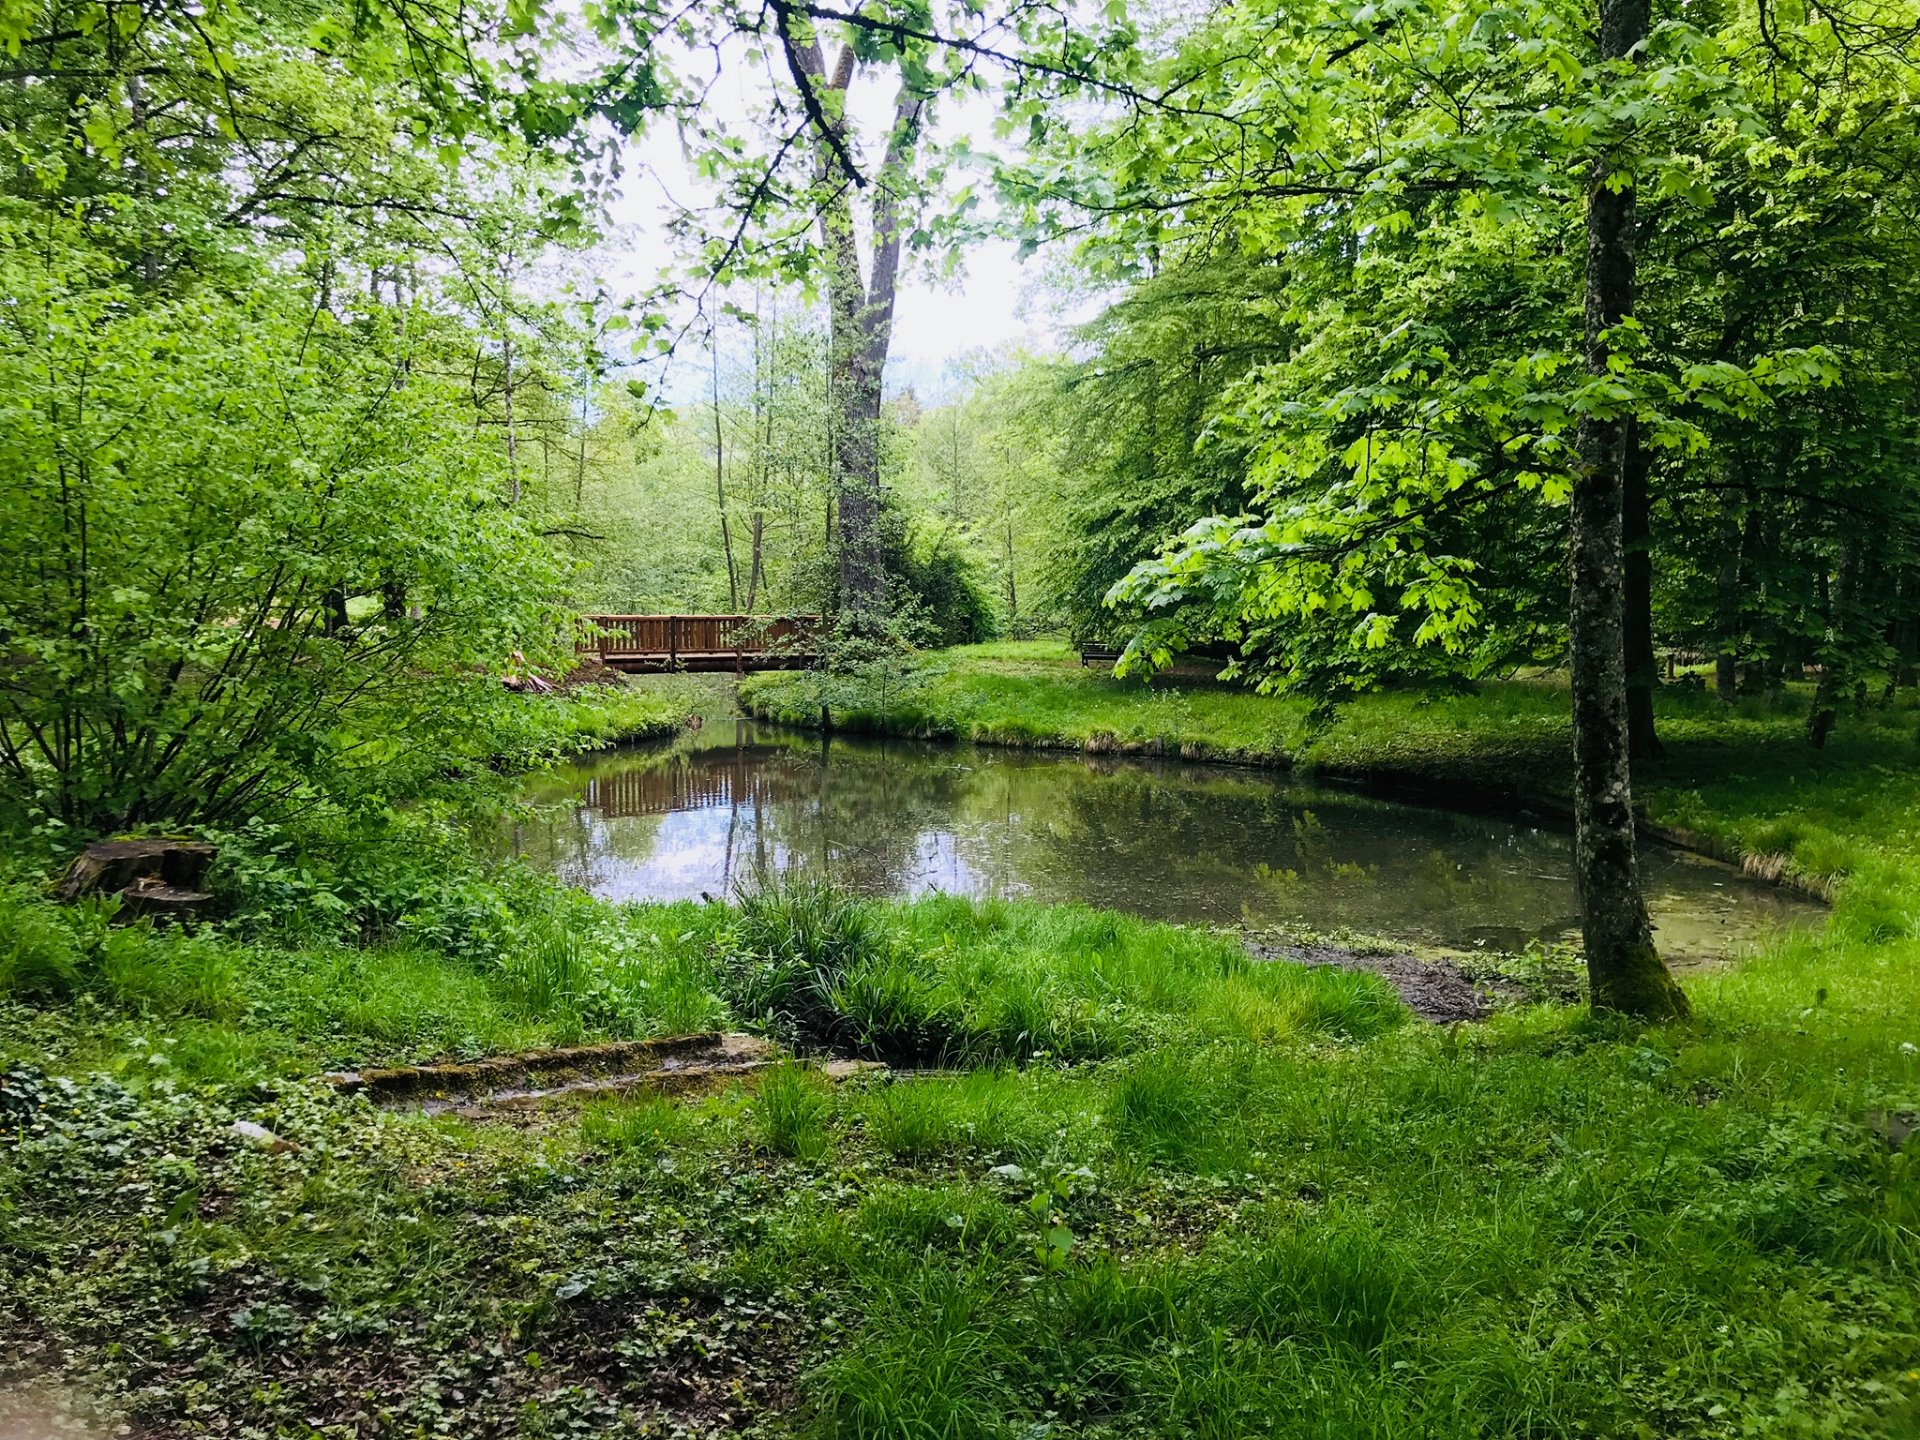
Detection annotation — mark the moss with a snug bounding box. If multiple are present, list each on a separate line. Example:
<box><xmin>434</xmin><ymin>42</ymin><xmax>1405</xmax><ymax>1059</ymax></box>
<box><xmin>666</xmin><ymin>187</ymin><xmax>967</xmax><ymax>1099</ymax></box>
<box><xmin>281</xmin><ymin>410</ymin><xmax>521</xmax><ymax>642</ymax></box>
<box><xmin>1588</xmin><ymin>941</ymin><xmax>1693</xmax><ymax>1020</ymax></box>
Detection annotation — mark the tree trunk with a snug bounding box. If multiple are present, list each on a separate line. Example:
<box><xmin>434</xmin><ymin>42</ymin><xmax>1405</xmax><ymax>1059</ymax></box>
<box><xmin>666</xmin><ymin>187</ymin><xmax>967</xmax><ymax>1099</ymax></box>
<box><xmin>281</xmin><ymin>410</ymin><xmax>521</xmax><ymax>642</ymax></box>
<box><xmin>1808</xmin><ymin>547</ymin><xmax>1857</xmax><ymax>749</ymax></box>
<box><xmin>1895</xmin><ymin>570</ymin><xmax>1919</xmax><ymax>688</ymax></box>
<box><xmin>1568</xmin><ymin>0</ymin><xmax>1688</xmax><ymax>1021</ymax></box>
<box><xmin>1622</xmin><ymin>420</ymin><xmax>1662</xmax><ymax>758</ymax></box>
<box><xmin>745</xmin><ymin>512</ymin><xmax>766</xmax><ymax>614</ymax></box>
<box><xmin>775</xmin><ymin>16</ymin><xmax>922</xmax><ymax>635</ymax></box>
<box><xmin>323</xmin><ymin>588</ymin><xmax>349</xmax><ymax>637</ymax></box>
<box><xmin>712</xmin><ymin>338</ymin><xmax>740</xmax><ymax>610</ymax></box>
<box><xmin>1714</xmin><ymin>502</ymin><xmax>1742</xmax><ymax>701</ymax></box>
<box><xmin>1004</xmin><ymin>502</ymin><xmax>1018</xmax><ymax>626</ymax></box>
<box><xmin>502</xmin><ymin>335</ymin><xmax>520</xmax><ymax>506</ymax></box>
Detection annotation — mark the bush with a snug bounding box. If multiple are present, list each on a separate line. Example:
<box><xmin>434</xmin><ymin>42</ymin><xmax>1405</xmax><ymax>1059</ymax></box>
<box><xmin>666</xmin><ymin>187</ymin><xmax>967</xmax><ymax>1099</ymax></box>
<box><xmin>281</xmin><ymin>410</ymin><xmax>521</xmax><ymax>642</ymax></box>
<box><xmin>896</xmin><ymin>530</ymin><xmax>1001</xmax><ymax>647</ymax></box>
<box><xmin>0</xmin><ymin>208</ymin><xmax>568</xmax><ymax>830</ymax></box>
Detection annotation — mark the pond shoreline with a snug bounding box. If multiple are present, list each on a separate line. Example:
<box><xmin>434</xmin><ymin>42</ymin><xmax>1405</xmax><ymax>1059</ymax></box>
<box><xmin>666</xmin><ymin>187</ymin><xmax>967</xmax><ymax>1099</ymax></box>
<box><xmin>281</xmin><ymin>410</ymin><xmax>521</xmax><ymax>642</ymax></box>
<box><xmin>722</xmin><ymin>685</ymin><xmax>1835</xmax><ymax>908</ymax></box>
<box><xmin>521</xmin><ymin>711</ymin><xmax>1819</xmax><ymax>964</ymax></box>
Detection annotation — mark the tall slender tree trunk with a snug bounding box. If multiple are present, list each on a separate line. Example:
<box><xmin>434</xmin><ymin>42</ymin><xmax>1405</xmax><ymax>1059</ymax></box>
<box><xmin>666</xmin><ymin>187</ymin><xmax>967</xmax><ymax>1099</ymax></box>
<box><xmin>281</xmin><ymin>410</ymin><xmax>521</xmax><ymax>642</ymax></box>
<box><xmin>1808</xmin><ymin>547</ymin><xmax>1857</xmax><ymax>749</ymax></box>
<box><xmin>776</xmin><ymin>14</ymin><xmax>923</xmax><ymax>635</ymax></box>
<box><xmin>575</xmin><ymin>383</ymin><xmax>591</xmax><ymax>508</ymax></box>
<box><xmin>745</xmin><ymin>513</ymin><xmax>766</xmax><ymax>614</ymax></box>
<box><xmin>712</xmin><ymin>338</ymin><xmax>740</xmax><ymax>610</ymax></box>
<box><xmin>1895</xmin><ymin>570</ymin><xmax>1919</xmax><ymax>688</ymax></box>
<box><xmin>1714</xmin><ymin>500</ymin><xmax>1742</xmax><ymax>701</ymax></box>
<box><xmin>1623</xmin><ymin>420</ymin><xmax>1662</xmax><ymax>758</ymax></box>
<box><xmin>502</xmin><ymin>335</ymin><xmax>520</xmax><ymax>506</ymax></box>
<box><xmin>1568</xmin><ymin>0</ymin><xmax>1688</xmax><ymax>1020</ymax></box>
<box><xmin>1003</xmin><ymin>502</ymin><xmax>1018</xmax><ymax>626</ymax></box>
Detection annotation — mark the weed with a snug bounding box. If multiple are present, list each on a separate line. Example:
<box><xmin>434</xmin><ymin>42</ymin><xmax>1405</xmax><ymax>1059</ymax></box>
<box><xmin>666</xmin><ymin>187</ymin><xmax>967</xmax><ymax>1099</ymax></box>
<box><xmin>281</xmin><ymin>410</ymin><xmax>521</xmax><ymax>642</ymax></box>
<box><xmin>580</xmin><ymin>1093</ymin><xmax>692</xmax><ymax>1158</ymax></box>
<box><xmin>505</xmin><ymin>915</ymin><xmax>588</xmax><ymax>1022</ymax></box>
<box><xmin>755</xmin><ymin>1062</ymin><xmax>834</xmax><ymax>1161</ymax></box>
<box><xmin>0</xmin><ymin>886</ymin><xmax>83</xmax><ymax>1000</ymax></box>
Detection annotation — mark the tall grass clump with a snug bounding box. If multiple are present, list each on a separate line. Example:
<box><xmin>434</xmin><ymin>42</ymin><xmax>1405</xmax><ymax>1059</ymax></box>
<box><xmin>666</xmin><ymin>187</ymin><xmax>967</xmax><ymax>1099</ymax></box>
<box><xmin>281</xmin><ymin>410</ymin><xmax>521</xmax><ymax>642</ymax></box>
<box><xmin>503</xmin><ymin>912</ymin><xmax>589</xmax><ymax>1024</ymax></box>
<box><xmin>0</xmin><ymin>884</ymin><xmax>84</xmax><ymax>999</ymax></box>
<box><xmin>755</xmin><ymin>1061</ymin><xmax>835</xmax><ymax>1160</ymax></box>
<box><xmin>718</xmin><ymin>881</ymin><xmax>964</xmax><ymax>1063</ymax></box>
<box><xmin>0</xmin><ymin>886</ymin><xmax>247</xmax><ymax>1019</ymax></box>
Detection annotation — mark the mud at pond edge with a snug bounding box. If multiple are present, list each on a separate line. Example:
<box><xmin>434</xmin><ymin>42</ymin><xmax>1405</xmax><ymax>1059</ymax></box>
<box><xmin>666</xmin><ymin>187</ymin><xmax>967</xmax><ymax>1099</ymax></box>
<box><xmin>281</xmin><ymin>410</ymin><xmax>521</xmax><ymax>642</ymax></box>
<box><xmin>1247</xmin><ymin>937</ymin><xmax>1536</xmax><ymax>1024</ymax></box>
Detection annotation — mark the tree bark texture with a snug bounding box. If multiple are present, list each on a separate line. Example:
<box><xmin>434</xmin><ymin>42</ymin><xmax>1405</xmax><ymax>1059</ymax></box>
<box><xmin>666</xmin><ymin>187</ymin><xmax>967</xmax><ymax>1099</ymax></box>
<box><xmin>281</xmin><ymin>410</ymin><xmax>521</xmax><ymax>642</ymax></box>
<box><xmin>1568</xmin><ymin>0</ymin><xmax>1688</xmax><ymax>1020</ymax></box>
<box><xmin>777</xmin><ymin>16</ymin><xmax>924</xmax><ymax>629</ymax></box>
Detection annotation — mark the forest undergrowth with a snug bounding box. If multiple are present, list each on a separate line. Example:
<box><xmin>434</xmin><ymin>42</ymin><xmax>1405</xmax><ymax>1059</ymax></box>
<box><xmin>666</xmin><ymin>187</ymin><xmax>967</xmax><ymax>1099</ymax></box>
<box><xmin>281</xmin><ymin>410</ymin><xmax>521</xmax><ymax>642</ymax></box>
<box><xmin>3</xmin><ymin>671</ymin><xmax>1918</xmax><ymax>1437</ymax></box>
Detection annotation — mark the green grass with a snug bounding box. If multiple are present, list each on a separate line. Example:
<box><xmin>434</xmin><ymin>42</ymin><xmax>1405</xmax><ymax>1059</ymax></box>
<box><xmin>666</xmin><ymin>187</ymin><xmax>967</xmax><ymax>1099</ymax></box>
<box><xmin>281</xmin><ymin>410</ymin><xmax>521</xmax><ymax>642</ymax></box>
<box><xmin>743</xmin><ymin>640</ymin><xmax>1323</xmax><ymax>760</ymax></box>
<box><xmin>503</xmin><ymin>675</ymin><xmax>690</xmax><ymax>755</ymax></box>
<box><xmin>7</xmin><ymin>658</ymin><xmax>1920</xmax><ymax>1436</ymax></box>
<box><xmin>715</xmin><ymin>885</ymin><xmax>1403</xmax><ymax>1067</ymax></box>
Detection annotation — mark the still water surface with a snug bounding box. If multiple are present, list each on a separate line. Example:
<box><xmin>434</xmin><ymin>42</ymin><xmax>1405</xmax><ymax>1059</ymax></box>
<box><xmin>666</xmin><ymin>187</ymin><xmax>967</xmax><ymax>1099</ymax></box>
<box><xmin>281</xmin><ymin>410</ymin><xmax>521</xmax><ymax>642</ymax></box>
<box><xmin>506</xmin><ymin>721</ymin><xmax>1820</xmax><ymax>962</ymax></box>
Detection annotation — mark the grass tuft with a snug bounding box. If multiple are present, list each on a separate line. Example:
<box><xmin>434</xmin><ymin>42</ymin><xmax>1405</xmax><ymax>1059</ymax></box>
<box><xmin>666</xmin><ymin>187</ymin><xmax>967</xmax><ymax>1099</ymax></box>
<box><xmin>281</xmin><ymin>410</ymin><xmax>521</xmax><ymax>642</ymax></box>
<box><xmin>755</xmin><ymin>1061</ymin><xmax>835</xmax><ymax>1161</ymax></box>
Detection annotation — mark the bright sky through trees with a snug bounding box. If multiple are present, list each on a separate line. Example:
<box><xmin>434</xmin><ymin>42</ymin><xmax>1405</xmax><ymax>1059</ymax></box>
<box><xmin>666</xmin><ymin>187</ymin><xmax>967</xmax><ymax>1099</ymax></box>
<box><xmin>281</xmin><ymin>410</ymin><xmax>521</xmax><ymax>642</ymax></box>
<box><xmin>604</xmin><ymin>54</ymin><xmax>1059</xmax><ymax>400</ymax></box>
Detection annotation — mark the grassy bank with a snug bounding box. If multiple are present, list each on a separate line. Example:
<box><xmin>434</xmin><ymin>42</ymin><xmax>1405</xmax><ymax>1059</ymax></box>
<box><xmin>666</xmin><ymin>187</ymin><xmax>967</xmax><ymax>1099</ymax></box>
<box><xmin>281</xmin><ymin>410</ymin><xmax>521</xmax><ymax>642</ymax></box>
<box><xmin>492</xmin><ymin>676</ymin><xmax>693</xmax><ymax>762</ymax></box>
<box><xmin>4</xmin><ymin>874</ymin><xmax>1919</xmax><ymax>1434</ymax></box>
<box><xmin>5</xmin><ymin>656</ymin><xmax>1920</xmax><ymax>1437</ymax></box>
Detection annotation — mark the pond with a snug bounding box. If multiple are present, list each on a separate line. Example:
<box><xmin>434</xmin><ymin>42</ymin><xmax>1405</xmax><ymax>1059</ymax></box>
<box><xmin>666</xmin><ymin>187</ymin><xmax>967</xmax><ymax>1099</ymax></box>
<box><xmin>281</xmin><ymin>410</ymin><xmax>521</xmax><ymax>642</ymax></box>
<box><xmin>504</xmin><ymin>720</ymin><xmax>1822</xmax><ymax>963</ymax></box>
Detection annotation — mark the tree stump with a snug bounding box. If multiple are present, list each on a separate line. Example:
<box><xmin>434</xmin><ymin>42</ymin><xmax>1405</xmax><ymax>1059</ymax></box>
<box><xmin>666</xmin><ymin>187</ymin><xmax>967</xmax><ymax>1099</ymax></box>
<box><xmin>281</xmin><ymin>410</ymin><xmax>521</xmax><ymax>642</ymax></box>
<box><xmin>59</xmin><ymin>839</ymin><xmax>216</xmax><ymax>922</ymax></box>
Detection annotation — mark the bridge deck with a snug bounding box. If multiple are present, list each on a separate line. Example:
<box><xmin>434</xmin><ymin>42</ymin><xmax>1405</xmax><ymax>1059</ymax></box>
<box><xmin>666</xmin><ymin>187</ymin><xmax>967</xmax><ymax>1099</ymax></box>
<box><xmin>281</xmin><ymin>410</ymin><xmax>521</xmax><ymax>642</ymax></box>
<box><xmin>580</xmin><ymin>614</ymin><xmax>822</xmax><ymax>673</ymax></box>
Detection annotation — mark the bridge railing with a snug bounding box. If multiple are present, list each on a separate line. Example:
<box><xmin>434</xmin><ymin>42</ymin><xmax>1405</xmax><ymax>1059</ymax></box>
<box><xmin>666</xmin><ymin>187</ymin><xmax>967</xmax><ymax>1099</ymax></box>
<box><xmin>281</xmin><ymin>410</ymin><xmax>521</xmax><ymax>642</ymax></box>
<box><xmin>578</xmin><ymin>614</ymin><xmax>822</xmax><ymax>664</ymax></box>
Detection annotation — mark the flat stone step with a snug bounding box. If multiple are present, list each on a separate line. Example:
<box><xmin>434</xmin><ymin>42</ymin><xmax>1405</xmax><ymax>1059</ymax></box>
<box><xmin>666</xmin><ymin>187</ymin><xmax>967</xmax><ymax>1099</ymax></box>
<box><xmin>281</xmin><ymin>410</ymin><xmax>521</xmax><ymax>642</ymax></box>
<box><xmin>324</xmin><ymin>1034</ymin><xmax>881</xmax><ymax>1116</ymax></box>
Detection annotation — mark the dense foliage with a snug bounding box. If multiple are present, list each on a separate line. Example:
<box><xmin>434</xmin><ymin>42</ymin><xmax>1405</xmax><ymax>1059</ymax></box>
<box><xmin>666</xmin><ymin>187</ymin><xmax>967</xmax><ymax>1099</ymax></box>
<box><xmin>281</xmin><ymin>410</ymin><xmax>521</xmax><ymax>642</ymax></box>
<box><xmin>5</xmin><ymin>0</ymin><xmax>1920</xmax><ymax>1431</ymax></box>
<box><xmin>993</xmin><ymin>0</ymin><xmax>1920</xmax><ymax>732</ymax></box>
<box><xmin>0</xmin><ymin>0</ymin><xmax>609</xmax><ymax>826</ymax></box>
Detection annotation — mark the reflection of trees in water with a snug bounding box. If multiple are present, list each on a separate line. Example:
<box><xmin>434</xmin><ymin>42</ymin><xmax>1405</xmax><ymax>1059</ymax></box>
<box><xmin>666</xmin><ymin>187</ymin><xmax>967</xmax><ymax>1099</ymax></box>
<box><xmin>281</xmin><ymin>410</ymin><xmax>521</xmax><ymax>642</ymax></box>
<box><xmin>515</xmin><ymin>737</ymin><xmax>1589</xmax><ymax>934</ymax></box>
<box><xmin>501</xmin><ymin>732</ymin><xmax>1795</xmax><ymax>953</ymax></box>
<box><xmin>517</xmin><ymin>729</ymin><xmax>973</xmax><ymax>899</ymax></box>
<box><xmin>506</xmin><ymin>804</ymin><xmax>671</xmax><ymax>895</ymax></box>
<box><xmin>931</xmin><ymin>758</ymin><xmax>1585</xmax><ymax>939</ymax></box>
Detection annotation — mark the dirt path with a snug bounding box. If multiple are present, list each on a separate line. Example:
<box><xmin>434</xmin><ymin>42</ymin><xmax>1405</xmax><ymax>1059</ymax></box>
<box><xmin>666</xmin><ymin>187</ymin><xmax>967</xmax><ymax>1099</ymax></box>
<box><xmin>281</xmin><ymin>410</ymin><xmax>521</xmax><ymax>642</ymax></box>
<box><xmin>1247</xmin><ymin>938</ymin><xmax>1530</xmax><ymax>1023</ymax></box>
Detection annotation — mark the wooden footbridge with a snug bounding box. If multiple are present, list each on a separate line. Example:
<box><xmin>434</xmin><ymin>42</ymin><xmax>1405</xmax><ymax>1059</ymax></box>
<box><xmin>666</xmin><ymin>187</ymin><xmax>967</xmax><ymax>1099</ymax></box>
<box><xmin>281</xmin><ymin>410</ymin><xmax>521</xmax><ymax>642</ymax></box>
<box><xmin>579</xmin><ymin>615</ymin><xmax>822</xmax><ymax>673</ymax></box>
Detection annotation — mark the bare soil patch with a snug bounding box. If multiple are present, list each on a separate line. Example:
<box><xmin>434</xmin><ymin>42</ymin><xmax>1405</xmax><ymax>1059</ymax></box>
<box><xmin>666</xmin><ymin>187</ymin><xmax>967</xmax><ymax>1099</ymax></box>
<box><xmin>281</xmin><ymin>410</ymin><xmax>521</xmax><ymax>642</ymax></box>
<box><xmin>1247</xmin><ymin>938</ymin><xmax>1529</xmax><ymax>1023</ymax></box>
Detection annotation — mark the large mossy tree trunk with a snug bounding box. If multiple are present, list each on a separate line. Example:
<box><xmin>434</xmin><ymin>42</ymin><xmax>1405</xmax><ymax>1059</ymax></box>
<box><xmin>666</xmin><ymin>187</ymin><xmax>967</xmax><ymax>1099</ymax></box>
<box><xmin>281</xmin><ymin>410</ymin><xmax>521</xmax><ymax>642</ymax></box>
<box><xmin>1568</xmin><ymin>0</ymin><xmax>1689</xmax><ymax>1021</ymax></box>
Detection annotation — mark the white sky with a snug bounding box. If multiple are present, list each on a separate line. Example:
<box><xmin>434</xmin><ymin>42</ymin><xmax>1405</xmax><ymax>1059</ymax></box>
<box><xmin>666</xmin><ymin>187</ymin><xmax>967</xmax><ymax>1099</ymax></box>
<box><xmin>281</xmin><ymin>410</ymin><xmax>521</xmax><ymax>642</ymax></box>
<box><xmin>591</xmin><ymin>42</ymin><xmax>1076</xmax><ymax>405</ymax></box>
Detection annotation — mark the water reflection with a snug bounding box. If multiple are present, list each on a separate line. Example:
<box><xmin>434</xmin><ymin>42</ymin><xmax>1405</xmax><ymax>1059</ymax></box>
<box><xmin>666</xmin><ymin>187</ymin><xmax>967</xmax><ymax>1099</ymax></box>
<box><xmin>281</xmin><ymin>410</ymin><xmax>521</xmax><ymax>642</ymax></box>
<box><xmin>504</xmin><ymin>720</ymin><xmax>1821</xmax><ymax>962</ymax></box>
